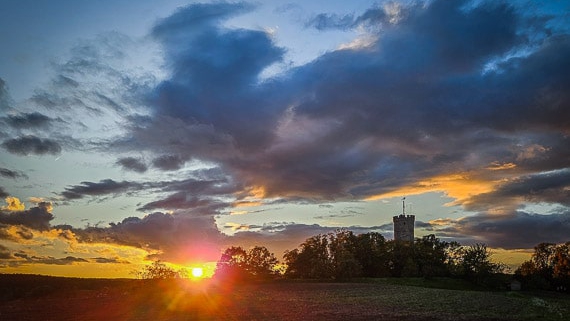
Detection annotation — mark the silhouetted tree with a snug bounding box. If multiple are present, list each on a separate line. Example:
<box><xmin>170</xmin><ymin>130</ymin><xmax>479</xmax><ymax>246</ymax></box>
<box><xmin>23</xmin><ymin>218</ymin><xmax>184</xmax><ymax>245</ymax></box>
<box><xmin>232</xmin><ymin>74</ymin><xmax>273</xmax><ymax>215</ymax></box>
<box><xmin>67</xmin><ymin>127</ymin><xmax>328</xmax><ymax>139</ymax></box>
<box><xmin>215</xmin><ymin>246</ymin><xmax>249</xmax><ymax>281</ymax></box>
<box><xmin>553</xmin><ymin>242</ymin><xmax>570</xmax><ymax>286</ymax></box>
<box><xmin>284</xmin><ymin>230</ymin><xmax>366</xmax><ymax>279</ymax></box>
<box><xmin>456</xmin><ymin>243</ymin><xmax>506</xmax><ymax>285</ymax></box>
<box><xmin>215</xmin><ymin>245</ymin><xmax>280</xmax><ymax>281</ymax></box>
<box><xmin>387</xmin><ymin>240</ymin><xmax>417</xmax><ymax>277</ymax></box>
<box><xmin>516</xmin><ymin>242</ymin><xmax>570</xmax><ymax>291</ymax></box>
<box><xmin>245</xmin><ymin>246</ymin><xmax>279</xmax><ymax>279</ymax></box>
<box><xmin>354</xmin><ymin>232</ymin><xmax>389</xmax><ymax>277</ymax></box>
<box><xmin>328</xmin><ymin>229</ymin><xmax>362</xmax><ymax>279</ymax></box>
<box><xmin>137</xmin><ymin>260</ymin><xmax>182</xmax><ymax>279</ymax></box>
<box><xmin>413</xmin><ymin>234</ymin><xmax>450</xmax><ymax>278</ymax></box>
<box><xmin>284</xmin><ymin>234</ymin><xmax>332</xmax><ymax>279</ymax></box>
<box><xmin>443</xmin><ymin>241</ymin><xmax>463</xmax><ymax>275</ymax></box>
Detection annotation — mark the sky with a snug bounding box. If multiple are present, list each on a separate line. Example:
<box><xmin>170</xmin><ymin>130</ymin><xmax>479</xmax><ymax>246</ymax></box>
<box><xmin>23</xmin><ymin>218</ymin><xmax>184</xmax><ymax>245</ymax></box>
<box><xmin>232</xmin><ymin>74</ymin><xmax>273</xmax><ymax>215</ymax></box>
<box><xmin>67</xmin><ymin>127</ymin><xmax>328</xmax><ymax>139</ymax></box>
<box><xmin>0</xmin><ymin>0</ymin><xmax>569</xmax><ymax>278</ymax></box>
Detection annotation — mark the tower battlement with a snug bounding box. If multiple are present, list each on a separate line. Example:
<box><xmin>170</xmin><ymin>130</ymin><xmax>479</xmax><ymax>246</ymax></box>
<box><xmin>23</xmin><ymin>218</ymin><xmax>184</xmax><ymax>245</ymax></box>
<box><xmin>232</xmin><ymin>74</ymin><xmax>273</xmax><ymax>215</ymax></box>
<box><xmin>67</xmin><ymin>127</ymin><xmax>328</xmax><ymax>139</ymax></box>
<box><xmin>393</xmin><ymin>214</ymin><xmax>415</xmax><ymax>219</ymax></box>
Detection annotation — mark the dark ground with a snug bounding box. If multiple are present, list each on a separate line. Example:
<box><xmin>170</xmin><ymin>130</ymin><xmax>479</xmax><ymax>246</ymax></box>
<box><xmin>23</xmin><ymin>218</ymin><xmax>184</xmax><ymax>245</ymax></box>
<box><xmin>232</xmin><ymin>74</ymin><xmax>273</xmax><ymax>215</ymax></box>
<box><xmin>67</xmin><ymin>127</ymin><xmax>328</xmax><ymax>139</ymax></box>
<box><xmin>0</xmin><ymin>274</ymin><xmax>567</xmax><ymax>321</ymax></box>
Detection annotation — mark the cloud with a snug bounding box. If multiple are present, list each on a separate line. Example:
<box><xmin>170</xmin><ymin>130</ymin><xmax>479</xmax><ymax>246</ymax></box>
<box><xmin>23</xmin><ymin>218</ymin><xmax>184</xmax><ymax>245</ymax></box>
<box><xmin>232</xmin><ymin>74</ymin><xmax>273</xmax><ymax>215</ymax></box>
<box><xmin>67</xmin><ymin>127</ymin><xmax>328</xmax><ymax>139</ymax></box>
<box><xmin>151</xmin><ymin>2</ymin><xmax>256</xmax><ymax>39</ymax></box>
<box><xmin>305</xmin><ymin>5</ymin><xmax>391</xmax><ymax>31</ymax></box>
<box><xmin>73</xmin><ymin>211</ymin><xmax>225</xmax><ymax>262</ymax></box>
<box><xmin>1</xmin><ymin>196</ymin><xmax>25</xmax><ymax>211</ymax></box>
<box><xmin>60</xmin><ymin>179</ymin><xmax>143</xmax><ymax>200</ymax></box>
<box><xmin>433</xmin><ymin>210</ymin><xmax>570</xmax><ymax>249</ymax></box>
<box><xmin>0</xmin><ymin>201</ymin><xmax>54</xmax><ymax>231</ymax></box>
<box><xmin>59</xmin><ymin>172</ymin><xmax>239</xmax><ymax>212</ymax></box>
<box><xmin>152</xmin><ymin>154</ymin><xmax>186</xmax><ymax>171</ymax></box>
<box><xmin>105</xmin><ymin>0</ymin><xmax>568</xmax><ymax>214</ymax></box>
<box><xmin>2</xmin><ymin>112</ymin><xmax>53</xmax><ymax>129</ymax></box>
<box><xmin>11</xmin><ymin>252</ymin><xmax>88</xmax><ymax>265</ymax></box>
<box><xmin>463</xmin><ymin>169</ymin><xmax>570</xmax><ymax>212</ymax></box>
<box><xmin>125</xmin><ymin>1</ymin><xmax>286</xmax><ymax>159</ymax></box>
<box><xmin>116</xmin><ymin>157</ymin><xmax>148</xmax><ymax>173</ymax></box>
<box><xmin>92</xmin><ymin>257</ymin><xmax>128</xmax><ymax>264</ymax></box>
<box><xmin>0</xmin><ymin>187</ymin><xmax>8</xmax><ymax>198</ymax></box>
<box><xmin>306</xmin><ymin>13</ymin><xmax>358</xmax><ymax>31</ymax></box>
<box><xmin>0</xmin><ymin>244</ymin><xmax>12</xmax><ymax>259</ymax></box>
<box><xmin>1</xmin><ymin>135</ymin><xmax>62</xmax><ymax>156</ymax></box>
<box><xmin>0</xmin><ymin>167</ymin><xmax>28</xmax><ymax>180</ymax></box>
<box><xmin>137</xmin><ymin>192</ymin><xmax>228</xmax><ymax>214</ymax></box>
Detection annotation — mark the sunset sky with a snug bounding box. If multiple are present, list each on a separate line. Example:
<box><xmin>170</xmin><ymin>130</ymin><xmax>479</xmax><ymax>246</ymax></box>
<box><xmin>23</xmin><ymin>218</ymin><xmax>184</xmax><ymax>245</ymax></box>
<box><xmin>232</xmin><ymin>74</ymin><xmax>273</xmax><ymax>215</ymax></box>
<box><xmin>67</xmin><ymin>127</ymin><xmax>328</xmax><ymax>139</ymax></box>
<box><xmin>1</xmin><ymin>0</ymin><xmax>569</xmax><ymax>278</ymax></box>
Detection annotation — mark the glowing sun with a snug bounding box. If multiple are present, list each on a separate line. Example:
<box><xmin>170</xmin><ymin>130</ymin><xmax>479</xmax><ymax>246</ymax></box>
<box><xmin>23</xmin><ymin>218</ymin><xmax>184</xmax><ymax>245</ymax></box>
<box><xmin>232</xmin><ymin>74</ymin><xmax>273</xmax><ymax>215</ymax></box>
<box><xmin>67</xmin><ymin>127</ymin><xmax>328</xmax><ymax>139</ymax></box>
<box><xmin>191</xmin><ymin>267</ymin><xmax>204</xmax><ymax>278</ymax></box>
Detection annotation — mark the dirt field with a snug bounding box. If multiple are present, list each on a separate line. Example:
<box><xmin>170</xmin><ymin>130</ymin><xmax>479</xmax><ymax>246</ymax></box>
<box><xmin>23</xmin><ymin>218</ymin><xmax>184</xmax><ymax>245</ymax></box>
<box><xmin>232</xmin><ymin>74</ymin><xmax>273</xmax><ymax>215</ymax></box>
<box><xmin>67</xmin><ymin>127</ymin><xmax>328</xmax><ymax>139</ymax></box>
<box><xmin>0</xmin><ymin>276</ymin><xmax>567</xmax><ymax>321</ymax></box>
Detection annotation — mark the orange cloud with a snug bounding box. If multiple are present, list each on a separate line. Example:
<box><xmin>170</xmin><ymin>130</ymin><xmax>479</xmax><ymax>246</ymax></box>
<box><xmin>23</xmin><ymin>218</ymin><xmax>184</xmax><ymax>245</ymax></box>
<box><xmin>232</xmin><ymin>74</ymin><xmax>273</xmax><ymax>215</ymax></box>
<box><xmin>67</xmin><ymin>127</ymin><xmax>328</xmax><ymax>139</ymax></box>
<box><xmin>2</xmin><ymin>196</ymin><xmax>25</xmax><ymax>211</ymax></box>
<box><xmin>366</xmin><ymin>172</ymin><xmax>498</xmax><ymax>206</ymax></box>
<box><xmin>428</xmin><ymin>218</ymin><xmax>454</xmax><ymax>226</ymax></box>
<box><xmin>231</xmin><ymin>186</ymin><xmax>266</xmax><ymax>209</ymax></box>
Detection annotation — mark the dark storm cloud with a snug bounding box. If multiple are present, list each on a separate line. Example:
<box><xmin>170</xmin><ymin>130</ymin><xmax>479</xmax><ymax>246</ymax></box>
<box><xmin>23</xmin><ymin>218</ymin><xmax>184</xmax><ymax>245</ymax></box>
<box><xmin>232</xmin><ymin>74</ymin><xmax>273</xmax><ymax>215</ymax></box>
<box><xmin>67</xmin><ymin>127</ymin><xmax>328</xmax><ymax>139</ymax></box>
<box><xmin>115</xmin><ymin>0</ymin><xmax>568</xmax><ymax>210</ymax></box>
<box><xmin>436</xmin><ymin>211</ymin><xmax>570</xmax><ymax>249</ymax></box>
<box><xmin>1</xmin><ymin>135</ymin><xmax>62</xmax><ymax>156</ymax></box>
<box><xmin>2</xmin><ymin>112</ymin><xmax>53</xmax><ymax>129</ymax></box>
<box><xmin>116</xmin><ymin>157</ymin><xmax>148</xmax><ymax>173</ymax></box>
<box><xmin>60</xmin><ymin>179</ymin><xmax>143</xmax><ymax>200</ymax></box>
<box><xmin>0</xmin><ymin>167</ymin><xmax>28</xmax><ymax>180</ymax></box>
<box><xmin>0</xmin><ymin>202</ymin><xmax>54</xmax><ymax>231</ymax></box>
<box><xmin>142</xmin><ymin>1</ymin><xmax>286</xmax><ymax>155</ymax></box>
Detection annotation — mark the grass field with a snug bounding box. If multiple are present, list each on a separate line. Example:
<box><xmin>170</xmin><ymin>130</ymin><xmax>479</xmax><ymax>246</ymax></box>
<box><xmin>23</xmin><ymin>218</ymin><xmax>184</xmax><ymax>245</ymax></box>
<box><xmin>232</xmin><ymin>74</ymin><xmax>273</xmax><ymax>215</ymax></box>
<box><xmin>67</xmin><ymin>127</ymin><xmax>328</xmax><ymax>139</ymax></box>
<box><xmin>0</xmin><ymin>274</ymin><xmax>568</xmax><ymax>320</ymax></box>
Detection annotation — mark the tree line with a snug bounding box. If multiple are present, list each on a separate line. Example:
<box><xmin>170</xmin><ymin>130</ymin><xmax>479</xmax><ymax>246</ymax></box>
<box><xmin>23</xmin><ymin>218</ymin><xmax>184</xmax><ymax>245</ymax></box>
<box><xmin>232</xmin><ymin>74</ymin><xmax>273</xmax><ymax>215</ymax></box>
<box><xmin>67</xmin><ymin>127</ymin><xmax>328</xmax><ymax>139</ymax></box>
<box><xmin>214</xmin><ymin>229</ymin><xmax>507</xmax><ymax>286</ymax></box>
<box><xmin>137</xmin><ymin>229</ymin><xmax>569</xmax><ymax>291</ymax></box>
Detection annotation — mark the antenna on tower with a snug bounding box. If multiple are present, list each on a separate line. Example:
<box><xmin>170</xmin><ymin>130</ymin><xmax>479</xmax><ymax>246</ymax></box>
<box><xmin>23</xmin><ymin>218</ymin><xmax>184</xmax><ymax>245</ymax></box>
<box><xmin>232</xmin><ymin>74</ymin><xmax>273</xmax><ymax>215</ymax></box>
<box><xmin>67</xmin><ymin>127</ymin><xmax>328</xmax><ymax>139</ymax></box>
<box><xmin>402</xmin><ymin>197</ymin><xmax>406</xmax><ymax>215</ymax></box>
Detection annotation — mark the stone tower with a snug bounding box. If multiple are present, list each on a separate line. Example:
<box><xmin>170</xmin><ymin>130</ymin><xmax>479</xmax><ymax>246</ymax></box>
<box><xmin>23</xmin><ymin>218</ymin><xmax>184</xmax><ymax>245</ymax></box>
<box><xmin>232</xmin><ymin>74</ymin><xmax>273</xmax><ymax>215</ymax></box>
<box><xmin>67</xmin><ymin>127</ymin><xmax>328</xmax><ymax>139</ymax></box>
<box><xmin>393</xmin><ymin>197</ymin><xmax>415</xmax><ymax>242</ymax></box>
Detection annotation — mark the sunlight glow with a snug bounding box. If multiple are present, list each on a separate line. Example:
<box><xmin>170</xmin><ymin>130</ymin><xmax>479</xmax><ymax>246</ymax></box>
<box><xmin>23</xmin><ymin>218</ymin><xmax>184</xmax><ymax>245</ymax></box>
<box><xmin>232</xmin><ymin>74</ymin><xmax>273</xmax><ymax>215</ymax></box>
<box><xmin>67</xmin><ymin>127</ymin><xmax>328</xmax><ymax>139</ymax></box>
<box><xmin>191</xmin><ymin>267</ymin><xmax>204</xmax><ymax>278</ymax></box>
